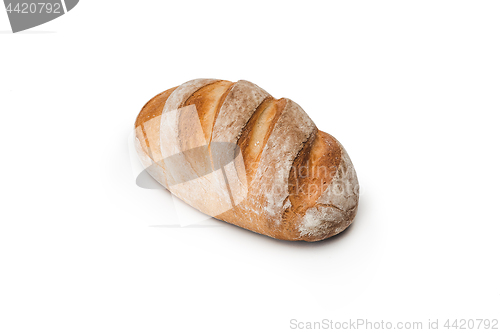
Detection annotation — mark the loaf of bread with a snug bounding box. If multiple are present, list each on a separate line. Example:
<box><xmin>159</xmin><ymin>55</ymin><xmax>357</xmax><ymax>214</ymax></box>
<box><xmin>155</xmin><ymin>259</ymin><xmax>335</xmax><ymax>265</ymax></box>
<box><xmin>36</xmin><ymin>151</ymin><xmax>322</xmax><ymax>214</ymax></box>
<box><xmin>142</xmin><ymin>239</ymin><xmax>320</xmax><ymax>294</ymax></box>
<box><xmin>134</xmin><ymin>79</ymin><xmax>359</xmax><ymax>241</ymax></box>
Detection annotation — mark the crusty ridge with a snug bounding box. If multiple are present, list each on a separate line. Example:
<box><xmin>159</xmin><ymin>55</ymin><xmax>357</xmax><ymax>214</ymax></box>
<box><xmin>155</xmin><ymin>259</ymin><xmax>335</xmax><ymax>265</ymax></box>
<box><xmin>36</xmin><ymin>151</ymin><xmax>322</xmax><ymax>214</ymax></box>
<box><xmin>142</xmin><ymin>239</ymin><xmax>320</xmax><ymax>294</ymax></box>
<box><xmin>237</xmin><ymin>96</ymin><xmax>287</xmax><ymax>183</ymax></box>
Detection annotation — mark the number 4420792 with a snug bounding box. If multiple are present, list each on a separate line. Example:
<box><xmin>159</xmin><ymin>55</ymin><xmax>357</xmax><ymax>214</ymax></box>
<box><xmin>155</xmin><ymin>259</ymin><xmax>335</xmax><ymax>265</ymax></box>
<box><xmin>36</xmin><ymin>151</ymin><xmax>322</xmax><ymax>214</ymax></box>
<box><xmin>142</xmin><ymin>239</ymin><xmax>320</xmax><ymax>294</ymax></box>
<box><xmin>5</xmin><ymin>2</ymin><xmax>62</xmax><ymax>14</ymax></box>
<box><xmin>444</xmin><ymin>319</ymin><xmax>498</xmax><ymax>330</ymax></box>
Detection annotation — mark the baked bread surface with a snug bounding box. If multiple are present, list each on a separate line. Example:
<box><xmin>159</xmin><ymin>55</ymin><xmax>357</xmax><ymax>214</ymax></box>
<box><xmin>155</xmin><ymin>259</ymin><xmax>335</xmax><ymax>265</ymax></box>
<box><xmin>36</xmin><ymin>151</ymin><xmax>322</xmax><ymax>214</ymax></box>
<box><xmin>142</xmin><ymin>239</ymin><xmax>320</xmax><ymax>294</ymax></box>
<box><xmin>135</xmin><ymin>79</ymin><xmax>359</xmax><ymax>241</ymax></box>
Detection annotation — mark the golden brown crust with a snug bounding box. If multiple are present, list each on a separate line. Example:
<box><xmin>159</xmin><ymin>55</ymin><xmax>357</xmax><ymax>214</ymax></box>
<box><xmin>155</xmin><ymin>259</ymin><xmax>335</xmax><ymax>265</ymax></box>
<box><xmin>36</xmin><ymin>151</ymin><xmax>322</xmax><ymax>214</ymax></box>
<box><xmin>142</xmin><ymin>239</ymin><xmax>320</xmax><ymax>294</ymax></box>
<box><xmin>134</xmin><ymin>79</ymin><xmax>359</xmax><ymax>241</ymax></box>
<box><xmin>182</xmin><ymin>80</ymin><xmax>234</xmax><ymax>142</ymax></box>
<box><xmin>135</xmin><ymin>86</ymin><xmax>178</xmax><ymax>157</ymax></box>
<box><xmin>288</xmin><ymin>130</ymin><xmax>342</xmax><ymax>215</ymax></box>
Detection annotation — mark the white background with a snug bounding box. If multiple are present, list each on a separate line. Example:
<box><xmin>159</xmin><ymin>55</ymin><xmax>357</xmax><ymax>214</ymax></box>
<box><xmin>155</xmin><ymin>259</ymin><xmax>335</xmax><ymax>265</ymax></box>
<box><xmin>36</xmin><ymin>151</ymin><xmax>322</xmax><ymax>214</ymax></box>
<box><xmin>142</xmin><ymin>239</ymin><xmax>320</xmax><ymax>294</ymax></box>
<box><xmin>1</xmin><ymin>1</ymin><xmax>499</xmax><ymax>332</ymax></box>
